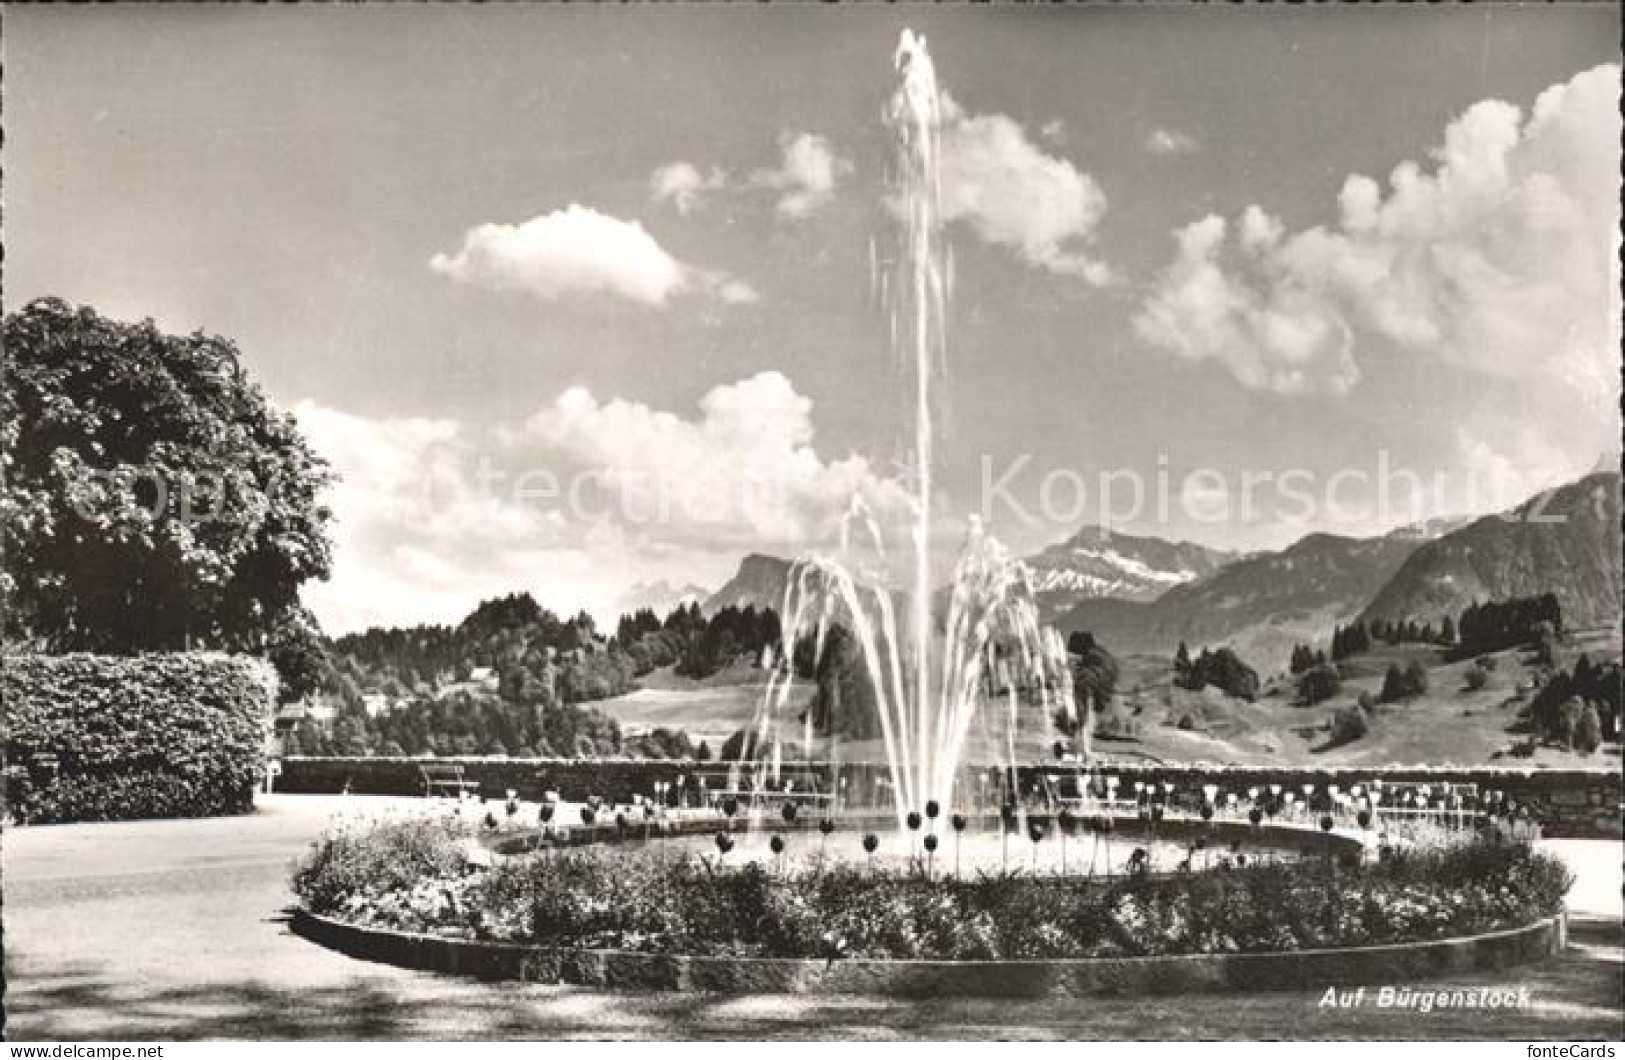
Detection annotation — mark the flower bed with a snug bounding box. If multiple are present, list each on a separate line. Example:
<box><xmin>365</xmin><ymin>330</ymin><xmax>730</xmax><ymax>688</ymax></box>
<box><xmin>293</xmin><ymin>819</ymin><xmax>1570</xmax><ymax>962</ymax></box>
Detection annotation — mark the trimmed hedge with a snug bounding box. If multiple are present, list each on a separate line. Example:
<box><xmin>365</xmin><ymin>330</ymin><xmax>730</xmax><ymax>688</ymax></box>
<box><xmin>3</xmin><ymin>652</ymin><xmax>275</xmax><ymax>824</ymax></box>
<box><xmin>294</xmin><ymin>822</ymin><xmax>1571</xmax><ymax>962</ymax></box>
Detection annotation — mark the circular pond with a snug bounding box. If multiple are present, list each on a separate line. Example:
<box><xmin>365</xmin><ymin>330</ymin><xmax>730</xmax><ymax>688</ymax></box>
<box><xmin>657</xmin><ymin>823</ymin><xmax>1303</xmax><ymax>876</ymax></box>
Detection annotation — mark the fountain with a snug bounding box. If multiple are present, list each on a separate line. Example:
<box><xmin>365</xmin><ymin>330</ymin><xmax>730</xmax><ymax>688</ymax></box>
<box><xmin>285</xmin><ymin>31</ymin><xmax>1572</xmax><ymax>1002</ymax></box>
<box><xmin>738</xmin><ymin>30</ymin><xmax>1079</xmax><ymax>830</ymax></box>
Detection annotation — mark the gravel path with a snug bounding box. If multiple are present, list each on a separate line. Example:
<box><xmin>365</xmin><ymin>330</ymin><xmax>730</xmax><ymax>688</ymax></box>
<box><xmin>4</xmin><ymin>795</ymin><xmax>1620</xmax><ymax>1040</ymax></box>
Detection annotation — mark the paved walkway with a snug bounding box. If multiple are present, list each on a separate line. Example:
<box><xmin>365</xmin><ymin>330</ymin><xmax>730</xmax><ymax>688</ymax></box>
<box><xmin>4</xmin><ymin>795</ymin><xmax>1621</xmax><ymax>1040</ymax></box>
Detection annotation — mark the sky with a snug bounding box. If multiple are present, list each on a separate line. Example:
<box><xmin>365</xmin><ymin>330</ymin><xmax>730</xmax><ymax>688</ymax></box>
<box><xmin>8</xmin><ymin>5</ymin><xmax>1621</xmax><ymax>632</ymax></box>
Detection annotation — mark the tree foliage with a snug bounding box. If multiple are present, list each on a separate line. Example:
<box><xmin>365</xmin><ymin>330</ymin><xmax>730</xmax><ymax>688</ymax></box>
<box><xmin>1379</xmin><ymin>660</ymin><xmax>1429</xmax><ymax>703</ymax></box>
<box><xmin>1327</xmin><ymin>704</ymin><xmax>1369</xmax><ymax>747</ymax></box>
<box><xmin>1067</xmin><ymin>631</ymin><xmax>1120</xmax><ymax>714</ymax></box>
<box><xmin>807</xmin><ymin>623</ymin><xmax>880</xmax><ymax>741</ymax></box>
<box><xmin>1178</xmin><ymin>646</ymin><xmax>1259</xmax><ymax>701</ymax></box>
<box><xmin>1455</xmin><ymin>594</ymin><xmax>1564</xmax><ymax>656</ymax></box>
<box><xmin>1528</xmin><ymin>654</ymin><xmax>1621</xmax><ymax>749</ymax></box>
<box><xmin>1297</xmin><ymin>663</ymin><xmax>1341</xmax><ymax>706</ymax></box>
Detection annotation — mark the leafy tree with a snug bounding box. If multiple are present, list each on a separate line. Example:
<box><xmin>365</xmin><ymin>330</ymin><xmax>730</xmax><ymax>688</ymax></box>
<box><xmin>265</xmin><ymin>606</ymin><xmax>329</xmax><ymax>704</ymax></box>
<box><xmin>1455</xmin><ymin>594</ymin><xmax>1564</xmax><ymax>656</ymax></box>
<box><xmin>1556</xmin><ymin>697</ymin><xmax>1586</xmax><ymax>749</ymax></box>
<box><xmin>1182</xmin><ymin>647</ymin><xmax>1259</xmax><ymax>701</ymax></box>
<box><xmin>3</xmin><ymin>298</ymin><xmax>334</xmax><ymax>653</ymax></box>
<box><xmin>1330</xmin><ymin>622</ymin><xmax>1372</xmax><ymax>662</ymax></box>
<box><xmin>1328</xmin><ymin>704</ymin><xmax>1369</xmax><ymax>747</ymax></box>
<box><xmin>1532</xmin><ymin>621</ymin><xmax>1558</xmax><ymax>666</ymax></box>
<box><xmin>1068</xmin><ymin>631</ymin><xmax>1120</xmax><ymax>715</ymax></box>
<box><xmin>719</xmin><ymin>727</ymin><xmax>761</xmax><ymax>762</ymax></box>
<box><xmin>293</xmin><ymin>719</ymin><xmax>331</xmax><ymax>756</ymax></box>
<box><xmin>1529</xmin><ymin>669</ymin><xmax>1574</xmax><ymax>738</ymax></box>
<box><xmin>670</xmin><ymin>604</ymin><xmax>782</xmax><ymax>680</ymax></box>
<box><xmin>1380</xmin><ymin>661</ymin><xmax>1429</xmax><ymax>702</ymax></box>
<box><xmin>1289</xmin><ymin>644</ymin><xmax>1313</xmax><ymax>675</ymax></box>
<box><xmin>1173</xmin><ymin>641</ymin><xmax>1191</xmax><ymax>679</ymax></box>
<box><xmin>331</xmin><ymin>716</ymin><xmax>370</xmax><ymax>757</ymax></box>
<box><xmin>1380</xmin><ymin>664</ymin><xmax>1406</xmax><ymax>703</ymax></box>
<box><xmin>1575</xmin><ymin>703</ymin><xmax>1603</xmax><ymax>754</ymax></box>
<box><xmin>1403</xmin><ymin>660</ymin><xmax>1429</xmax><ymax>697</ymax></box>
<box><xmin>808</xmin><ymin>623</ymin><xmax>879</xmax><ymax>740</ymax></box>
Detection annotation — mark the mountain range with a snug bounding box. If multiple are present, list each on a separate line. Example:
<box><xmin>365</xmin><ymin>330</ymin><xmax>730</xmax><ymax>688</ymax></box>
<box><xmin>1024</xmin><ymin>526</ymin><xmax>1236</xmax><ymax>620</ymax></box>
<box><xmin>702</xmin><ymin>553</ymin><xmax>794</xmax><ymax>614</ymax></box>
<box><xmin>1051</xmin><ymin>530</ymin><xmax>1424</xmax><ymax>673</ymax></box>
<box><xmin>611</xmin><ymin>580</ymin><xmax>709</xmax><ymax>619</ymax></box>
<box><xmin>1358</xmin><ymin>472</ymin><xmax>1622</xmax><ymax>631</ymax></box>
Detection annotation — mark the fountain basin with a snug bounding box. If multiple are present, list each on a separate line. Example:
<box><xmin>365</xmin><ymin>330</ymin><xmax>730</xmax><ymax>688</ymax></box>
<box><xmin>488</xmin><ymin>812</ymin><xmax>1352</xmax><ymax>878</ymax></box>
<box><xmin>494</xmin><ymin>812</ymin><xmax>1332</xmax><ymax>877</ymax></box>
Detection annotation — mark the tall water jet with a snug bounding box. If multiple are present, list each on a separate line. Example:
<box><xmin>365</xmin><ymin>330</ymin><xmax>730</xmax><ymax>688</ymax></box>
<box><xmin>744</xmin><ymin>30</ymin><xmax>1079</xmax><ymax>830</ymax></box>
<box><xmin>889</xmin><ymin>28</ymin><xmax>947</xmax><ymax>827</ymax></box>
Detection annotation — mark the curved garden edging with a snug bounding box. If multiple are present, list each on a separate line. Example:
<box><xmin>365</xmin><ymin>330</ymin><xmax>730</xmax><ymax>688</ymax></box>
<box><xmin>291</xmin><ymin>907</ymin><xmax>1566</xmax><ymax>998</ymax></box>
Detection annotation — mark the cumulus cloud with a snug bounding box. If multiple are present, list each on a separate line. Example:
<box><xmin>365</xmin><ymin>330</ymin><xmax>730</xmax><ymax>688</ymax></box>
<box><xmin>1134</xmin><ymin>211</ymin><xmax>1359</xmax><ymax>395</ymax></box>
<box><xmin>1451</xmin><ymin>427</ymin><xmax>1587</xmax><ymax>516</ymax></box>
<box><xmin>650</xmin><ymin>162</ymin><xmax>728</xmax><ymax>215</ymax></box>
<box><xmin>1144</xmin><ymin>128</ymin><xmax>1199</xmax><ymax>155</ymax></box>
<box><xmin>291</xmin><ymin>402</ymin><xmax>591</xmax><ymax>632</ymax></box>
<box><xmin>751</xmin><ymin>132</ymin><xmax>852</xmax><ymax>219</ymax></box>
<box><xmin>293</xmin><ymin>374</ymin><xmax>909</xmax><ymax>632</ymax></box>
<box><xmin>429</xmin><ymin>204</ymin><xmax>754</xmax><ymax>307</ymax></box>
<box><xmin>938</xmin><ymin>97</ymin><xmax>1112</xmax><ymax>284</ymax></box>
<box><xmin>1135</xmin><ymin>64</ymin><xmax>1621</xmax><ymax>401</ymax></box>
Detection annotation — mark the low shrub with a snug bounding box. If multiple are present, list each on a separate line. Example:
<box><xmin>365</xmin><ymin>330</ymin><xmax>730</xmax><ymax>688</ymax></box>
<box><xmin>291</xmin><ymin>816</ymin><xmax>473</xmax><ymax>915</ymax></box>
<box><xmin>3</xmin><ymin>652</ymin><xmax>274</xmax><ymax>824</ymax></box>
<box><xmin>1094</xmin><ymin>711</ymin><xmax>1140</xmax><ymax>740</ymax></box>
<box><xmin>1181</xmin><ymin>647</ymin><xmax>1260</xmax><ymax>702</ymax></box>
<box><xmin>1380</xmin><ymin>661</ymin><xmax>1429</xmax><ymax>703</ymax></box>
<box><xmin>1297</xmin><ymin>664</ymin><xmax>1341</xmax><ymax>706</ymax></box>
<box><xmin>295</xmin><ymin>823</ymin><xmax>1571</xmax><ymax>961</ymax></box>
